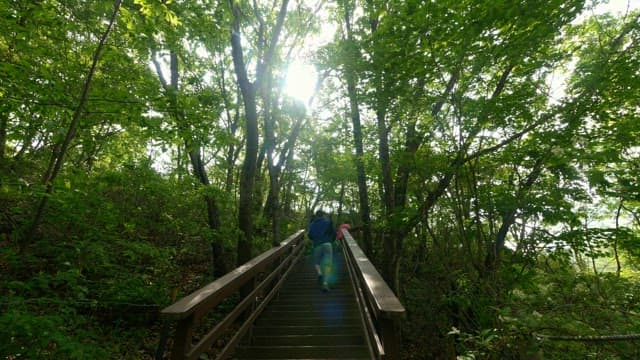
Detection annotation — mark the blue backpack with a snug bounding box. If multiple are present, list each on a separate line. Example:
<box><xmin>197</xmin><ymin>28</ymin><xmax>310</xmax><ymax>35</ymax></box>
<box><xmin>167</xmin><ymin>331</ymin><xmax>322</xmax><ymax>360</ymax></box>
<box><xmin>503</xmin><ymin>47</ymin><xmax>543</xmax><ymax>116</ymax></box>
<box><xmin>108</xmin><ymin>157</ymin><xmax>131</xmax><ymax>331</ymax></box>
<box><xmin>308</xmin><ymin>217</ymin><xmax>333</xmax><ymax>245</ymax></box>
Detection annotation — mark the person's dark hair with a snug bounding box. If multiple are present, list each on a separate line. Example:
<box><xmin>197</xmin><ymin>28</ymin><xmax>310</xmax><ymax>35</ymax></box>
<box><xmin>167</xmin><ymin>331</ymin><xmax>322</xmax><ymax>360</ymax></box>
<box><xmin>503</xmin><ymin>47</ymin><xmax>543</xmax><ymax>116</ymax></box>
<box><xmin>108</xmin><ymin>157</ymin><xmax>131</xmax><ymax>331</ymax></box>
<box><xmin>314</xmin><ymin>210</ymin><xmax>326</xmax><ymax>217</ymax></box>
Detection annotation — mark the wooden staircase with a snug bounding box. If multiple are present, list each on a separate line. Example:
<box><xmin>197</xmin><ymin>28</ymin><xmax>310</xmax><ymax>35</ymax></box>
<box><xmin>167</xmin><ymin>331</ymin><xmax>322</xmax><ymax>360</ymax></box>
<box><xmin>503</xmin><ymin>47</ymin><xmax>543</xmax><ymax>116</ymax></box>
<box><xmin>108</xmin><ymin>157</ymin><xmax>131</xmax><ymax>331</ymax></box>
<box><xmin>158</xmin><ymin>229</ymin><xmax>404</xmax><ymax>360</ymax></box>
<box><xmin>234</xmin><ymin>251</ymin><xmax>371</xmax><ymax>359</ymax></box>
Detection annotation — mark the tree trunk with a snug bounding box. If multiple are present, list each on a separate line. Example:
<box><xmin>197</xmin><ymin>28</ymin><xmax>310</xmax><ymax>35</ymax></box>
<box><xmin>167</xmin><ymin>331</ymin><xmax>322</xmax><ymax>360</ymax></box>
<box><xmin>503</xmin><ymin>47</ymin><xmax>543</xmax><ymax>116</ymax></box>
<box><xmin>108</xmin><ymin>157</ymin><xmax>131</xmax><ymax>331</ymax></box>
<box><xmin>614</xmin><ymin>201</ymin><xmax>622</xmax><ymax>277</ymax></box>
<box><xmin>342</xmin><ymin>0</ymin><xmax>373</xmax><ymax>257</ymax></box>
<box><xmin>218</xmin><ymin>64</ymin><xmax>241</xmax><ymax>195</ymax></box>
<box><xmin>188</xmin><ymin>149</ymin><xmax>226</xmax><ymax>276</ymax></box>
<box><xmin>0</xmin><ymin>111</ymin><xmax>7</xmax><ymax>170</ymax></box>
<box><xmin>337</xmin><ymin>183</ymin><xmax>345</xmax><ymax>221</ymax></box>
<box><xmin>282</xmin><ymin>175</ymin><xmax>294</xmax><ymax>218</ymax></box>
<box><xmin>153</xmin><ymin>48</ymin><xmax>227</xmax><ymax>276</ymax></box>
<box><xmin>23</xmin><ymin>0</ymin><xmax>122</xmax><ymax>249</ymax></box>
<box><xmin>261</xmin><ymin>60</ymin><xmax>282</xmax><ymax>247</ymax></box>
<box><xmin>264</xmin><ymin>109</ymin><xmax>305</xmax><ymax>246</ymax></box>
<box><xmin>363</xmin><ymin>0</ymin><xmax>399</xmax><ymax>285</ymax></box>
<box><xmin>485</xmin><ymin>157</ymin><xmax>545</xmax><ymax>272</ymax></box>
<box><xmin>376</xmin><ymin>105</ymin><xmax>397</xmax><ymax>287</ymax></box>
<box><xmin>224</xmin><ymin>94</ymin><xmax>240</xmax><ymax>194</ymax></box>
<box><xmin>229</xmin><ymin>0</ymin><xmax>290</xmax><ymax>264</ymax></box>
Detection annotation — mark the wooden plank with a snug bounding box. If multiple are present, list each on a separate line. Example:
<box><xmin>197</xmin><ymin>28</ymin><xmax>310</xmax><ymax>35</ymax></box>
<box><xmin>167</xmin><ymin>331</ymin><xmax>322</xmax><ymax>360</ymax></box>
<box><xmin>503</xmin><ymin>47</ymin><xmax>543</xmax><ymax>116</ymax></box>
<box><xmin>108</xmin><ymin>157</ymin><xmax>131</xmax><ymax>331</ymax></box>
<box><xmin>341</xmin><ymin>241</ymin><xmax>383</xmax><ymax>359</ymax></box>
<box><xmin>161</xmin><ymin>230</ymin><xmax>304</xmax><ymax>320</ymax></box>
<box><xmin>341</xmin><ymin>229</ymin><xmax>405</xmax><ymax>319</ymax></box>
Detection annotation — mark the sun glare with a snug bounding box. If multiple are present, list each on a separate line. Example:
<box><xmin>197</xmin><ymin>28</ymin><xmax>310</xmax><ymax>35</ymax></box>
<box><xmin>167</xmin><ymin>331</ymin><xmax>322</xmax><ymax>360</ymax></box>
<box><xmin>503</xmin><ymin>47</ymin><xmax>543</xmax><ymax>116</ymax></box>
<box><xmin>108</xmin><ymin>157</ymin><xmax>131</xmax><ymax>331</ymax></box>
<box><xmin>284</xmin><ymin>61</ymin><xmax>317</xmax><ymax>104</ymax></box>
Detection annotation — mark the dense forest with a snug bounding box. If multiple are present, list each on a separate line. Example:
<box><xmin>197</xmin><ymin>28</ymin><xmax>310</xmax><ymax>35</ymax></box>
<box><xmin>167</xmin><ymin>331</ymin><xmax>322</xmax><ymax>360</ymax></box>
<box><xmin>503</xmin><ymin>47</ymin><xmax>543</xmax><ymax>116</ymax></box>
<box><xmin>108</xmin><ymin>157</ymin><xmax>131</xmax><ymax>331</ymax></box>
<box><xmin>1</xmin><ymin>0</ymin><xmax>640</xmax><ymax>358</ymax></box>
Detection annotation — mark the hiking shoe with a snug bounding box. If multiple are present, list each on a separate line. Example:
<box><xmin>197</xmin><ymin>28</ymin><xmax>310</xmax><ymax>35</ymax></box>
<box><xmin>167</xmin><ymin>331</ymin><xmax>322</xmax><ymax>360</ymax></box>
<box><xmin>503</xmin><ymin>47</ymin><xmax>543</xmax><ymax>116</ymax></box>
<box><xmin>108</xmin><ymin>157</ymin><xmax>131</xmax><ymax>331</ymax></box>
<box><xmin>322</xmin><ymin>282</ymin><xmax>329</xmax><ymax>292</ymax></box>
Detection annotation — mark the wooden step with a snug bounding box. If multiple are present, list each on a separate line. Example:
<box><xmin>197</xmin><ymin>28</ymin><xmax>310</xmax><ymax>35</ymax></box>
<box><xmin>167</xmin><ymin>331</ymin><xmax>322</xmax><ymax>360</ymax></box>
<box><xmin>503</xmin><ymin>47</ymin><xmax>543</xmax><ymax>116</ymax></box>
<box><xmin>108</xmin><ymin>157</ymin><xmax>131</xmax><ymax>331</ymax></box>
<box><xmin>260</xmin><ymin>308</ymin><xmax>360</xmax><ymax>319</ymax></box>
<box><xmin>261</xmin><ymin>307</ymin><xmax>360</xmax><ymax>317</ymax></box>
<box><xmin>234</xmin><ymin>345</ymin><xmax>370</xmax><ymax>359</ymax></box>
<box><xmin>278</xmin><ymin>287</ymin><xmax>353</xmax><ymax>295</ymax></box>
<box><xmin>281</xmin><ymin>281</ymin><xmax>352</xmax><ymax>288</ymax></box>
<box><xmin>256</xmin><ymin>315</ymin><xmax>361</xmax><ymax>327</ymax></box>
<box><xmin>261</xmin><ymin>308</ymin><xmax>360</xmax><ymax>320</ymax></box>
<box><xmin>252</xmin><ymin>325</ymin><xmax>363</xmax><ymax>336</ymax></box>
<box><xmin>279</xmin><ymin>283</ymin><xmax>350</xmax><ymax>289</ymax></box>
<box><xmin>266</xmin><ymin>302</ymin><xmax>359</xmax><ymax>311</ymax></box>
<box><xmin>251</xmin><ymin>334</ymin><xmax>365</xmax><ymax>346</ymax></box>
<box><xmin>271</xmin><ymin>293</ymin><xmax>354</xmax><ymax>302</ymax></box>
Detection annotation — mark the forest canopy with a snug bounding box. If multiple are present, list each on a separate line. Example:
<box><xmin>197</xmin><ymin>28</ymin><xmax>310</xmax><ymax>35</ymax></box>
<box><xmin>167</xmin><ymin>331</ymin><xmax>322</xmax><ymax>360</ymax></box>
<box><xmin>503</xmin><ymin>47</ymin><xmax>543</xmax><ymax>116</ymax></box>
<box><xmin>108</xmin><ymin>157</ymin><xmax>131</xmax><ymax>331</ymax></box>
<box><xmin>1</xmin><ymin>0</ymin><xmax>639</xmax><ymax>358</ymax></box>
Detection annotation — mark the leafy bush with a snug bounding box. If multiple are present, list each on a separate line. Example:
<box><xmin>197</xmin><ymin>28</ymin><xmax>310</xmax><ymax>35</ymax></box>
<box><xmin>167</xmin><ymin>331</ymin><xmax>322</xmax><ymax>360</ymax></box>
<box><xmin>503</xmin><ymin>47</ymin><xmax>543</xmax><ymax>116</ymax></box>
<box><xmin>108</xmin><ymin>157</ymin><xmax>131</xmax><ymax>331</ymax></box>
<box><xmin>0</xmin><ymin>162</ymin><xmax>221</xmax><ymax>358</ymax></box>
<box><xmin>0</xmin><ymin>307</ymin><xmax>109</xmax><ymax>359</ymax></box>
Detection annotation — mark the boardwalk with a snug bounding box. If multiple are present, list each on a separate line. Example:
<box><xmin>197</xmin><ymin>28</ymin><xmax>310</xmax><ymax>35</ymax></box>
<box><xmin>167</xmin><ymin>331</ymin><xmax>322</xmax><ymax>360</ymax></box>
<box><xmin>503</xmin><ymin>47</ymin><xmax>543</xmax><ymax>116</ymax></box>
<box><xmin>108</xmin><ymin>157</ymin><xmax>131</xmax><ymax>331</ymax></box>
<box><xmin>159</xmin><ymin>230</ymin><xmax>403</xmax><ymax>360</ymax></box>
<box><xmin>234</xmin><ymin>250</ymin><xmax>371</xmax><ymax>359</ymax></box>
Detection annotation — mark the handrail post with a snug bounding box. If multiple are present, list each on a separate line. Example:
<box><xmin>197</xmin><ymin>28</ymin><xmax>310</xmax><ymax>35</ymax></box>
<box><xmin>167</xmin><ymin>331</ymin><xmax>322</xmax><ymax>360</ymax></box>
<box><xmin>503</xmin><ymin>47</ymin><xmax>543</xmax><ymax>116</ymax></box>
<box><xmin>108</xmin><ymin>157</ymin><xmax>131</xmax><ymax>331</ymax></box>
<box><xmin>172</xmin><ymin>313</ymin><xmax>195</xmax><ymax>360</ymax></box>
<box><xmin>380</xmin><ymin>317</ymin><xmax>401</xmax><ymax>360</ymax></box>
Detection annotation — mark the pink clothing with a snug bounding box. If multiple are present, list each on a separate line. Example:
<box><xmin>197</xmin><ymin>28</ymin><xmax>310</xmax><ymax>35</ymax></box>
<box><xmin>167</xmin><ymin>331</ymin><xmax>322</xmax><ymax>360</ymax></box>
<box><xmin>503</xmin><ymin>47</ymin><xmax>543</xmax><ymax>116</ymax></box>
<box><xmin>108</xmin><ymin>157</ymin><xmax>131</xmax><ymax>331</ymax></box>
<box><xmin>336</xmin><ymin>223</ymin><xmax>351</xmax><ymax>240</ymax></box>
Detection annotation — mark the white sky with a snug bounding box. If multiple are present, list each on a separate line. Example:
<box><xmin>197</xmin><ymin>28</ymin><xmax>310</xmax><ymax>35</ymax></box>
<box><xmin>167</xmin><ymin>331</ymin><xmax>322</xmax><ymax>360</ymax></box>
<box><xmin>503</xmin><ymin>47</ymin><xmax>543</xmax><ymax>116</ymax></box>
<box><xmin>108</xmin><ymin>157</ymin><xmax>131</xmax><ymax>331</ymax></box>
<box><xmin>284</xmin><ymin>62</ymin><xmax>317</xmax><ymax>104</ymax></box>
<box><xmin>589</xmin><ymin>0</ymin><xmax>638</xmax><ymax>16</ymax></box>
<box><xmin>546</xmin><ymin>0</ymin><xmax>639</xmax><ymax>102</ymax></box>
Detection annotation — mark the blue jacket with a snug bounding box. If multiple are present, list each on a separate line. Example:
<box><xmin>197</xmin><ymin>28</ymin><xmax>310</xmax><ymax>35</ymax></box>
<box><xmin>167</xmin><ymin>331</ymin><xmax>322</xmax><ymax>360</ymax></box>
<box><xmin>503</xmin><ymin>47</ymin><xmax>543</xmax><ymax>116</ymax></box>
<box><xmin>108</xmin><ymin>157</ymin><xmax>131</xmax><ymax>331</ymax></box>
<box><xmin>307</xmin><ymin>216</ymin><xmax>335</xmax><ymax>247</ymax></box>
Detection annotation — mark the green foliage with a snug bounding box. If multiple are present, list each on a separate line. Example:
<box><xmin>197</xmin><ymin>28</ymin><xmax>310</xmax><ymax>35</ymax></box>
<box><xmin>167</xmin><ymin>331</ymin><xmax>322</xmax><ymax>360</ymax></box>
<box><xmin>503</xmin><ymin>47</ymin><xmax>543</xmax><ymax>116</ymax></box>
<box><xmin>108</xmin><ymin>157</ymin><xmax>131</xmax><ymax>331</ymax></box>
<box><xmin>0</xmin><ymin>308</ymin><xmax>109</xmax><ymax>359</ymax></box>
<box><xmin>0</xmin><ymin>163</ymin><xmax>217</xmax><ymax>358</ymax></box>
<box><xmin>2</xmin><ymin>0</ymin><xmax>640</xmax><ymax>359</ymax></box>
<box><xmin>449</xmin><ymin>327</ymin><xmax>500</xmax><ymax>360</ymax></box>
<box><xmin>497</xmin><ymin>269</ymin><xmax>640</xmax><ymax>359</ymax></box>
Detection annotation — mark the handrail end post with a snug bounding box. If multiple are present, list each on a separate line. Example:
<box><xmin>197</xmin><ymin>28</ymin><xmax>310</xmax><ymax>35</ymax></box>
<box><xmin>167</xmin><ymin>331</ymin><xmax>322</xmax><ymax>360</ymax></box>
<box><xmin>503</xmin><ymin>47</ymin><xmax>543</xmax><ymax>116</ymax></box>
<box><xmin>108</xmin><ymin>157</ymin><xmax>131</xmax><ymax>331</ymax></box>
<box><xmin>380</xmin><ymin>317</ymin><xmax>402</xmax><ymax>360</ymax></box>
<box><xmin>170</xmin><ymin>313</ymin><xmax>195</xmax><ymax>360</ymax></box>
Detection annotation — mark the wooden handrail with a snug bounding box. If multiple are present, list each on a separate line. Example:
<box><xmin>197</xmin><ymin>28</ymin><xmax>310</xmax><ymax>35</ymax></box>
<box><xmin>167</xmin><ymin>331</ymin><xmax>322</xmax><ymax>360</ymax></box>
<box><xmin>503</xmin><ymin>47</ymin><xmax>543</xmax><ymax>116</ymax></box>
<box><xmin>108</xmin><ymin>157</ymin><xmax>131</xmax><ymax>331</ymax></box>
<box><xmin>160</xmin><ymin>230</ymin><xmax>306</xmax><ymax>360</ymax></box>
<box><xmin>341</xmin><ymin>229</ymin><xmax>406</xmax><ymax>360</ymax></box>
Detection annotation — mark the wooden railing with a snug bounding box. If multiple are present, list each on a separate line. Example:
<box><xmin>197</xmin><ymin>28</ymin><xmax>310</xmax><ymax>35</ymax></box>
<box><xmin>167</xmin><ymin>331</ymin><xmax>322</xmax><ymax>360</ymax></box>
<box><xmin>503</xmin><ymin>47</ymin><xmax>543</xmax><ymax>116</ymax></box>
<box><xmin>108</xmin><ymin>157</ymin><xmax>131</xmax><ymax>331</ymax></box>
<box><xmin>159</xmin><ymin>230</ymin><xmax>306</xmax><ymax>360</ymax></box>
<box><xmin>340</xmin><ymin>229</ymin><xmax>406</xmax><ymax>360</ymax></box>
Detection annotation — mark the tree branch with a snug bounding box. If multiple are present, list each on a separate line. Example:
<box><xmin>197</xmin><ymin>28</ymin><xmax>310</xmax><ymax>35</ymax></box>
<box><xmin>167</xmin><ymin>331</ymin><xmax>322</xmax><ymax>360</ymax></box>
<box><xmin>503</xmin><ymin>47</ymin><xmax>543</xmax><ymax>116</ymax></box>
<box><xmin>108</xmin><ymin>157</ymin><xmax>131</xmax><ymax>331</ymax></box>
<box><xmin>151</xmin><ymin>49</ymin><xmax>169</xmax><ymax>90</ymax></box>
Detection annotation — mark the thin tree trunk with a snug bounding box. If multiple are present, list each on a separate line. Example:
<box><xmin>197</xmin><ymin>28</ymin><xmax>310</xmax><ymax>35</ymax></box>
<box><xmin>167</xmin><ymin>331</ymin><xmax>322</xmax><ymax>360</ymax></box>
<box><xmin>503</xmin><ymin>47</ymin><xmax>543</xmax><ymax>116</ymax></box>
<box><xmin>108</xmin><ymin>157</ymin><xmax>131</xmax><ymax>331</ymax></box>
<box><xmin>263</xmin><ymin>111</ymin><xmax>304</xmax><ymax>246</ymax></box>
<box><xmin>223</xmin><ymin>89</ymin><xmax>240</xmax><ymax>194</ymax></box>
<box><xmin>364</xmin><ymin>0</ymin><xmax>399</xmax><ymax>287</ymax></box>
<box><xmin>377</xmin><ymin>106</ymin><xmax>398</xmax><ymax>287</ymax></box>
<box><xmin>176</xmin><ymin>145</ymin><xmax>183</xmax><ymax>180</ymax></box>
<box><xmin>345</xmin><ymin>54</ymin><xmax>373</xmax><ymax>258</ymax></box>
<box><xmin>153</xmin><ymin>48</ymin><xmax>227</xmax><ymax>276</ymax></box>
<box><xmin>0</xmin><ymin>111</ymin><xmax>7</xmax><ymax>169</ymax></box>
<box><xmin>253</xmin><ymin>144</ymin><xmax>267</xmax><ymax>217</ymax></box>
<box><xmin>224</xmin><ymin>144</ymin><xmax>236</xmax><ymax>193</ymax></box>
<box><xmin>405</xmin><ymin>65</ymin><xmax>529</xmax><ymax>239</ymax></box>
<box><xmin>614</xmin><ymin>201</ymin><xmax>622</xmax><ymax>277</ymax></box>
<box><xmin>586</xmin><ymin>220</ymin><xmax>602</xmax><ymax>294</ymax></box>
<box><xmin>23</xmin><ymin>0</ymin><xmax>122</xmax><ymax>249</ymax></box>
<box><xmin>336</xmin><ymin>183</ymin><xmax>345</xmax><ymax>221</ymax></box>
<box><xmin>282</xmin><ymin>175</ymin><xmax>294</xmax><ymax>217</ymax></box>
<box><xmin>188</xmin><ymin>148</ymin><xmax>226</xmax><ymax>276</ymax></box>
<box><xmin>485</xmin><ymin>157</ymin><xmax>545</xmax><ymax>271</ymax></box>
<box><xmin>261</xmin><ymin>58</ymin><xmax>281</xmax><ymax>247</ymax></box>
<box><xmin>229</xmin><ymin>0</ymin><xmax>289</xmax><ymax>265</ymax></box>
<box><xmin>342</xmin><ymin>0</ymin><xmax>372</xmax><ymax>257</ymax></box>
